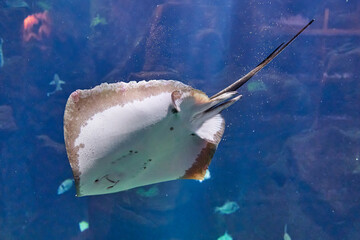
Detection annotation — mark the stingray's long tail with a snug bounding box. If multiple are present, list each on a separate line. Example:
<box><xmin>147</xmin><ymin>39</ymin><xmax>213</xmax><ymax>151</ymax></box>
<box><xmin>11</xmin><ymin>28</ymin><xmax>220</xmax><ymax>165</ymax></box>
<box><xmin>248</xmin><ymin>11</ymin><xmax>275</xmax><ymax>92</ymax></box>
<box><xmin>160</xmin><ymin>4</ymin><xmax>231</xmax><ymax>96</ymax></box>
<box><xmin>211</xmin><ymin>19</ymin><xmax>314</xmax><ymax>99</ymax></box>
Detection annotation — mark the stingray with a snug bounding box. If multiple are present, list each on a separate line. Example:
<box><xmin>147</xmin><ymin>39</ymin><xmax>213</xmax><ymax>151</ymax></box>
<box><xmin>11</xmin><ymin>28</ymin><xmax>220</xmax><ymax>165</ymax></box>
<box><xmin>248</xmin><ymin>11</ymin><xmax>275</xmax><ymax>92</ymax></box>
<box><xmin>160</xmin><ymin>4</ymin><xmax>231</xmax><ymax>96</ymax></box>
<box><xmin>64</xmin><ymin>20</ymin><xmax>313</xmax><ymax>196</ymax></box>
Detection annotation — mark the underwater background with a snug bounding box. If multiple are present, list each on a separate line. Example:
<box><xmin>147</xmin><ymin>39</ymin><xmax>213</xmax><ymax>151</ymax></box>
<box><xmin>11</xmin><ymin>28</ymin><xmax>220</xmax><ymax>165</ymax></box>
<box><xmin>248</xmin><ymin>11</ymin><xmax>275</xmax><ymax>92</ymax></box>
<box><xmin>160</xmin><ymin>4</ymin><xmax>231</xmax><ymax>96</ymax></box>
<box><xmin>0</xmin><ymin>0</ymin><xmax>360</xmax><ymax>239</ymax></box>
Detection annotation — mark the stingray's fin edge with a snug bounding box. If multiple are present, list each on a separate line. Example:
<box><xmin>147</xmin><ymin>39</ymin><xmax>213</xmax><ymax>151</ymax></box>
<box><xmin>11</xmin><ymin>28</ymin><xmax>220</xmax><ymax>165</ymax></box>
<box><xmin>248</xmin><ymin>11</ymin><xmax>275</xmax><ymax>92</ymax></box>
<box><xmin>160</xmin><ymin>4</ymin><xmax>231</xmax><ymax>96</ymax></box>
<box><xmin>181</xmin><ymin>143</ymin><xmax>217</xmax><ymax>180</ymax></box>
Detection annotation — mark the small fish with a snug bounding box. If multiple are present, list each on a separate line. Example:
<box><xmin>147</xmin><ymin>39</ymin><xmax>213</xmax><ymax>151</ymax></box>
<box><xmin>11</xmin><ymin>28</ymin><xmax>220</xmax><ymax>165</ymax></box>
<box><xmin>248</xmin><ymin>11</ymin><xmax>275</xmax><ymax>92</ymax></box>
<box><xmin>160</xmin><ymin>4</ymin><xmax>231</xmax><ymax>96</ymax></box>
<box><xmin>284</xmin><ymin>224</ymin><xmax>291</xmax><ymax>240</ymax></box>
<box><xmin>36</xmin><ymin>1</ymin><xmax>51</xmax><ymax>10</ymax></box>
<box><xmin>5</xmin><ymin>0</ymin><xmax>29</xmax><ymax>8</ymax></box>
<box><xmin>215</xmin><ymin>201</ymin><xmax>239</xmax><ymax>214</ymax></box>
<box><xmin>217</xmin><ymin>231</ymin><xmax>233</xmax><ymax>240</ymax></box>
<box><xmin>136</xmin><ymin>185</ymin><xmax>159</xmax><ymax>198</ymax></box>
<box><xmin>57</xmin><ymin>178</ymin><xmax>74</xmax><ymax>195</ymax></box>
<box><xmin>90</xmin><ymin>14</ymin><xmax>107</xmax><ymax>27</ymax></box>
<box><xmin>247</xmin><ymin>80</ymin><xmax>267</xmax><ymax>92</ymax></box>
<box><xmin>0</xmin><ymin>38</ymin><xmax>4</xmax><ymax>68</ymax></box>
<box><xmin>79</xmin><ymin>221</ymin><xmax>89</xmax><ymax>232</ymax></box>
<box><xmin>47</xmin><ymin>74</ymin><xmax>65</xmax><ymax>96</ymax></box>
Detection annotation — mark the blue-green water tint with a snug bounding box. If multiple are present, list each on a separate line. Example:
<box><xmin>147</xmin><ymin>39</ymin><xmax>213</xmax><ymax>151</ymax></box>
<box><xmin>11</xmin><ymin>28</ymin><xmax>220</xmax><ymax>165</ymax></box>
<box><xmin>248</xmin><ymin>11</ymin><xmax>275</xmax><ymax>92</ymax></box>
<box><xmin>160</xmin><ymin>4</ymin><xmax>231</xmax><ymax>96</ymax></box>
<box><xmin>0</xmin><ymin>0</ymin><xmax>359</xmax><ymax>239</ymax></box>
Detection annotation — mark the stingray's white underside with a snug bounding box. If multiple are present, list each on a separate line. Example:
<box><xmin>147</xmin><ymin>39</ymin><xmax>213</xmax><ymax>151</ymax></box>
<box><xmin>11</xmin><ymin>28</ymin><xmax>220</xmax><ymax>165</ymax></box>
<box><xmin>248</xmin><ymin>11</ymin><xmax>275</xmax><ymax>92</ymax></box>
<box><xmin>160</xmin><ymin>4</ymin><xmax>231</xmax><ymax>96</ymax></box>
<box><xmin>75</xmin><ymin>92</ymin><xmax>224</xmax><ymax>196</ymax></box>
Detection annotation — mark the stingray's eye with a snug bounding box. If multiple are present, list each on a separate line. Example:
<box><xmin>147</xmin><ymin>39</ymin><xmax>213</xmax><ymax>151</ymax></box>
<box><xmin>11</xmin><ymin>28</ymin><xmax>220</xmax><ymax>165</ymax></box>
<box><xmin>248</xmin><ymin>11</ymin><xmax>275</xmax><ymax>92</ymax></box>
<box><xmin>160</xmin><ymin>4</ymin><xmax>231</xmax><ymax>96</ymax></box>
<box><xmin>171</xmin><ymin>108</ymin><xmax>178</xmax><ymax>114</ymax></box>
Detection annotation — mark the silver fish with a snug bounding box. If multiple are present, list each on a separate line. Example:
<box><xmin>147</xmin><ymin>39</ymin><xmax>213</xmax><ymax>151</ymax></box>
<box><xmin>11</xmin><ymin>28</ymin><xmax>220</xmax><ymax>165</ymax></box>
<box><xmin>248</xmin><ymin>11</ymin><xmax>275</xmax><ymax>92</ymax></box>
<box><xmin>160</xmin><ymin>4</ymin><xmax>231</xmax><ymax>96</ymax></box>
<box><xmin>57</xmin><ymin>178</ymin><xmax>74</xmax><ymax>195</ymax></box>
<box><xmin>47</xmin><ymin>74</ymin><xmax>65</xmax><ymax>96</ymax></box>
<box><xmin>217</xmin><ymin>231</ymin><xmax>233</xmax><ymax>240</ymax></box>
<box><xmin>284</xmin><ymin>224</ymin><xmax>291</xmax><ymax>240</ymax></box>
<box><xmin>215</xmin><ymin>201</ymin><xmax>239</xmax><ymax>214</ymax></box>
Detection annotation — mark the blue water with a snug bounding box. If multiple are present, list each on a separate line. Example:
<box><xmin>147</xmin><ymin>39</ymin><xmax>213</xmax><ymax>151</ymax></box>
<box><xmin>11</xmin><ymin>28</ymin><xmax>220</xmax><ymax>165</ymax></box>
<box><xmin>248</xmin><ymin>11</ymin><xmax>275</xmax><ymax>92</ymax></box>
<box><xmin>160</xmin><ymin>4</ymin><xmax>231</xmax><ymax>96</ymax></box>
<box><xmin>0</xmin><ymin>0</ymin><xmax>359</xmax><ymax>239</ymax></box>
